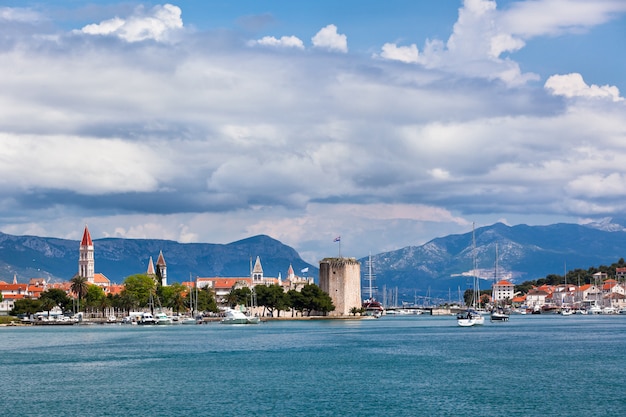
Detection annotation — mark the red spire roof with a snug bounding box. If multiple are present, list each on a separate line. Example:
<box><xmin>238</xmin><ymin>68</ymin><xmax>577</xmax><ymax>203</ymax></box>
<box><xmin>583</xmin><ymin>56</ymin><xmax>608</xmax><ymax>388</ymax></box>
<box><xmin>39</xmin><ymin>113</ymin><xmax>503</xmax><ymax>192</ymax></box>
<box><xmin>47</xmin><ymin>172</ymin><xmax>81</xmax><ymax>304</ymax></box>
<box><xmin>156</xmin><ymin>250</ymin><xmax>166</xmax><ymax>266</ymax></box>
<box><xmin>81</xmin><ymin>225</ymin><xmax>93</xmax><ymax>246</ymax></box>
<box><xmin>146</xmin><ymin>257</ymin><xmax>155</xmax><ymax>275</ymax></box>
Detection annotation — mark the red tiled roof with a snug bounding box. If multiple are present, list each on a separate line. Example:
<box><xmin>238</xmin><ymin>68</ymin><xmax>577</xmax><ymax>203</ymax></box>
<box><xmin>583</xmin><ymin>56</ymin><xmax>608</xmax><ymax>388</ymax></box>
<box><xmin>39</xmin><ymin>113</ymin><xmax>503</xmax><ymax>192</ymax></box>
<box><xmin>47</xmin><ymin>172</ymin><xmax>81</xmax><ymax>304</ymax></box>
<box><xmin>0</xmin><ymin>283</ymin><xmax>28</xmax><ymax>291</ymax></box>
<box><xmin>81</xmin><ymin>225</ymin><xmax>93</xmax><ymax>246</ymax></box>
<box><xmin>198</xmin><ymin>277</ymin><xmax>252</xmax><ymax>289</ymax></box>
<box><xmin>93</xmin><ymin>273</ymin><xmax>110</xmax><ymax>284</ymax></box>
<box><xmin>156</xmin><ymin>251</ymin><xmax>166</xmax><ymax>266</ymax></box>
<box><xmin>107</xmin><ymin>284</ymin><xmax>124</xmax><ymax>295</ymax></box>
<box><xmin>3</xmin><ymin>293</ymin><xmax>27</xmax><ymax>300</ymax></box>
<box><xmin>495</xmin><ymin>280</ymin><xmax>514</xmax><ymax>287</ymax></box>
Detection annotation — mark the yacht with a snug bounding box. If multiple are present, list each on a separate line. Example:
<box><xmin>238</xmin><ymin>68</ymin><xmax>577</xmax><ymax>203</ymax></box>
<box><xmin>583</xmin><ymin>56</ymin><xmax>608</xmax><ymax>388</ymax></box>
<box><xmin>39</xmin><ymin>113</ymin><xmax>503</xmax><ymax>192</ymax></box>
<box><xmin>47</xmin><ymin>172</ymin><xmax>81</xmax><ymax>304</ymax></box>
<box><xmin>221</xmin><ymin>308</ymin><xmax>260</xmax><ymax>324</ymax></box>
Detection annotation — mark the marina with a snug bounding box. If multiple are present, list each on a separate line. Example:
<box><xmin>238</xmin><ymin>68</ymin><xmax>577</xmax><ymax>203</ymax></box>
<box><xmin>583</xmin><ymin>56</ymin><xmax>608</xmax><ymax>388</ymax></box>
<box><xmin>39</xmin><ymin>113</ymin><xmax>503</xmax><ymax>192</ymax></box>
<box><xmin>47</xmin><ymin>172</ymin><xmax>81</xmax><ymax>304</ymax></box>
<box><xmin>2</xmin><ymin>314</ymin><xmax>625</xmax><ymax>416</ymax></box>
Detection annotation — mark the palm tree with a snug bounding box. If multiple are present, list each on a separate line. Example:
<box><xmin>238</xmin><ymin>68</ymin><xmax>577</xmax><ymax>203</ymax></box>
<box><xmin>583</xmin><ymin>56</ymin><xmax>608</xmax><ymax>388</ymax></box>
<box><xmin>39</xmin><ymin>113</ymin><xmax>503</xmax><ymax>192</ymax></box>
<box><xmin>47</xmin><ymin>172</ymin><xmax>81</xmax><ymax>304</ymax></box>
<box><xmin>70</xmin><ymin>275</ymin><xmax>89</xmax><ymax>312</ymax></box>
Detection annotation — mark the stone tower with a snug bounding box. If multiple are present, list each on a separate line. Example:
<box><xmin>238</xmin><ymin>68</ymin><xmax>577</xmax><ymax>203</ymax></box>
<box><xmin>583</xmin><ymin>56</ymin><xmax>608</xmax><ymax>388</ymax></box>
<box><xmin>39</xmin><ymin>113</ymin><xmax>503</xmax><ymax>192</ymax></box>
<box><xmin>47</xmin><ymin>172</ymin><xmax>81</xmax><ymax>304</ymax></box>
<box><xmin>319</xmin><ymin>257</ymin><xmax>361</xmax><ymax>316</ymax></box>
<box><xmin>79</xmin><ymin>225</ymin><xmax>95</xmax><ymax>284</ymax></box>
<box><xmin>156</xmin><ymin>250</ymin><xmax>167</xmax><ymax>287</ymax></box>
<box><xmin>252</xmin><ymin>256</ymin><xmax>263</xmax><ymax>283</ymax></box>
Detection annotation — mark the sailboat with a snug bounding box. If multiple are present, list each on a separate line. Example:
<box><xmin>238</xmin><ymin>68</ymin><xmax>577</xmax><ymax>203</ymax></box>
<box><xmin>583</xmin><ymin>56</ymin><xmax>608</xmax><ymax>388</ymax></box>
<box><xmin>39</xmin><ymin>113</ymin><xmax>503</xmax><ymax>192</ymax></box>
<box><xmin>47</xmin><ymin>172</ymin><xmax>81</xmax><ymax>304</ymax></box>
<box><xmin>457</xmin><ymin>224</ymin><xmax>485</xmax><ymax>327</ymax></box>
<box><xmin>362</xmin><ymin>254</ymin><xmax>384</xmax><ymax>317</ymax></box>
<box><xmin>490</xmin><ymin>244</ymin><xmax>509</xmax><ymax>322</ymax></box>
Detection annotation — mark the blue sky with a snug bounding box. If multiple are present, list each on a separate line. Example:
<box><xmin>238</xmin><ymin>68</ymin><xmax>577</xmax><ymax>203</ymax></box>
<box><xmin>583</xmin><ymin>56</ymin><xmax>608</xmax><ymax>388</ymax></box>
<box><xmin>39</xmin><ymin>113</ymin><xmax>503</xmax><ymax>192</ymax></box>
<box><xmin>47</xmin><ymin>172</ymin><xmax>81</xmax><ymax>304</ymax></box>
<box><xmin>0</xmin><ymin>0</ymin><xmax>625</xmax><ymax>271</ymax></box>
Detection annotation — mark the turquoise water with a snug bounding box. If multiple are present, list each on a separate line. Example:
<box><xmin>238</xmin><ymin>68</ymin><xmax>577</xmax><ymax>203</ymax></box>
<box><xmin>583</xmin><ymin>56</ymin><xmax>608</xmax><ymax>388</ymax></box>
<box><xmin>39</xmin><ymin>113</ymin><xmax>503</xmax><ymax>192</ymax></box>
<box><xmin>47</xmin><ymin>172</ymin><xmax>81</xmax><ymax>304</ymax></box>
<box><xmin>1</xmin><ymin>315</ymin><xmax>625</xmax><ymax>417</ymax></box>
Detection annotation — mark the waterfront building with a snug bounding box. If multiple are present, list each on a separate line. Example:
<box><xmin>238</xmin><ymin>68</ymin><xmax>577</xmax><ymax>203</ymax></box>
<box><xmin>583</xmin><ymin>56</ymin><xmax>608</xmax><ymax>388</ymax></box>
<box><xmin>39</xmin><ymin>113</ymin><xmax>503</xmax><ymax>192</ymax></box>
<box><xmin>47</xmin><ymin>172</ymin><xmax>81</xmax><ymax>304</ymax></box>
<box><xmin>0</xmin><ymin>279</ymin><xmax>29</xmax><ymax>314</ymax></box>
<box><xmin>492</xmin><ymin>279</ymin><xmax>515</xmax><ymax>302</ymax></box>
<box><xmin>319</xmin><ymin>257</ymin><xmax>361</xmax><ymax>316</ymax></box>
<box><xmin>525</xmin><ymin>288</ymin><xmax>549</xmax><ymax>308</ymax></box>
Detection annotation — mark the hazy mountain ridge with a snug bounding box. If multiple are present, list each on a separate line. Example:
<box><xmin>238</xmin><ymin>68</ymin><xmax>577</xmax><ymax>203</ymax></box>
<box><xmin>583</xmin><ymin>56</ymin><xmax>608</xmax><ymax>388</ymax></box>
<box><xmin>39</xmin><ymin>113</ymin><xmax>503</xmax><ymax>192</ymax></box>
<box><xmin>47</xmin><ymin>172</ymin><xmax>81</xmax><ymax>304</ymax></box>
<box><xmin>0</xmin><ymin>233</ymin><xmax>314</xmax><ymax>284</ymax></box>
<box><xmin>364</xmin><ymin>222</ymin><xmax>626</xmax><ymax>297</ymax></box>
<box><xmin>1</xmin><ymin>222</ymin><xmax>626</xmax><ymax>299</ymax></box>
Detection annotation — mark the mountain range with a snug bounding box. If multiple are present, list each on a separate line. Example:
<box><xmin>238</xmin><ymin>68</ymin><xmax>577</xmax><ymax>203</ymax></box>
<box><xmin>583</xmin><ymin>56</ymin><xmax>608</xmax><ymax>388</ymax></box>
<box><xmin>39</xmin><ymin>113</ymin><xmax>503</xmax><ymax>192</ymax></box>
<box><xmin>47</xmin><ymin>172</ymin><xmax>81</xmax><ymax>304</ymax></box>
<box><xmin>2</xmin><ymin>221</ymin><xmax>625</xmax><ymax>301</ymax></box>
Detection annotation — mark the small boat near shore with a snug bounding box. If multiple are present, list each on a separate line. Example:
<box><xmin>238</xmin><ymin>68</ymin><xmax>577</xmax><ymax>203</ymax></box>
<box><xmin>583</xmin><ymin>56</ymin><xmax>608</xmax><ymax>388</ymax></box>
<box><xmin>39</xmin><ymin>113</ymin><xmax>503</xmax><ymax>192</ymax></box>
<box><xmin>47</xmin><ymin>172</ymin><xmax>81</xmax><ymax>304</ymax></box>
<box><xmin>221</xmin><ymin>308</ymin><xmax>260</xmax><ymax>324</ymax></box>
<box><xmin>155</xmin><ymin>312</ymin><xmax>172</xmax><ymax>325</ymax></box>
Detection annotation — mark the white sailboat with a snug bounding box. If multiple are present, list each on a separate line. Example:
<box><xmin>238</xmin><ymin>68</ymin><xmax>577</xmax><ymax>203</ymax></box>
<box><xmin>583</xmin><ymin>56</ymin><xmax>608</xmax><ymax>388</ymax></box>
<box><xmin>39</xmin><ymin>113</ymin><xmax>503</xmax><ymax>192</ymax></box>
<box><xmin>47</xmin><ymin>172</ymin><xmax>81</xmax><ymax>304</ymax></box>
<box><xmin>458</xmin><ymin>224</ymin><xmax>485</xmax><ymax>327</ymax></box>
<box><xmin>362</xmin><ymin>254</ymin><xmax>384</xmax><ymax>317</ymax></box>
<box><xmin>490</xmin><ymin>244</ymin><xmax>509</xmax><ymax>322</ymax></box>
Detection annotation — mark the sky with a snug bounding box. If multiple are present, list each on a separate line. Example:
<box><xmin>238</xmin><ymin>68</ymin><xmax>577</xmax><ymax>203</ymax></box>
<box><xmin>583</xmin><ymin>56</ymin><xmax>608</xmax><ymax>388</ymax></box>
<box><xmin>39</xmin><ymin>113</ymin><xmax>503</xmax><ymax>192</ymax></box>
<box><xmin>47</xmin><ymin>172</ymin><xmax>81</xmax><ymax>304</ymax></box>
<box><xmin>0</xmin><ymin>0</ymin><xmax>625</xmax><ymax>265</ymax></box>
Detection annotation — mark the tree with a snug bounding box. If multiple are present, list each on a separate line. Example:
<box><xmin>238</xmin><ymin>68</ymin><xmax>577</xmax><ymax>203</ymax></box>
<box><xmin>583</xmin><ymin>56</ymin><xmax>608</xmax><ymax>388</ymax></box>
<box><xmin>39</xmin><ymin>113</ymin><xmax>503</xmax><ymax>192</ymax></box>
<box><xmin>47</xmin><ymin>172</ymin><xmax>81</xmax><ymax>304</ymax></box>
<box><xmin>122</xmin><ymin>274</ymin><xmax>156</xmax><ymax>309</ymax></box>
<box><xmin>196</xmin><ymin>287</ymin><xmax>218</xmax><ymax>314</ymax></box>
<box><xmin>70</xmin><ymin>275</ymin><xmax>89</xmax><ymax>312</ymax></box>
<box><xmin>40</xmin><ymin>297</ymin><xmax>56</xmax><ymax>318</ymax></box>
<box><xmin>39</xmin><ymin>288</ymin><xmax>71</xmax><ymax>312</ymax></box>
<box><xmin>255</xmin><ymin>284</ymin><xmax>289</xmax><ymax>317</ymax></box>
<box><xmin>299</xmin><ymin>284</ymin><xmax>335</xmax><ymax>316</ymax></box>
<box><xmin>226</xmin><ymin>287</ymin><xmax>253</xmax><ymax>308</ymax></box>
<box><xmin>85</xmin><ymin>285</ymin><xmax>106</xmax><ymax>316</ymax></box>
<box><xmin>287</xmin><ymin>289</ymin><xmax>305</xmax><ymax>317</ymax></box>
<box><xmin>157</xmin><ymin>282</ymin><xmax>190</xmax><ymax>314</ymax></box>
<box><xmin>10</xmin><ymin>298</ymin><xmax>41</xmax><ymax>316</ymax></box>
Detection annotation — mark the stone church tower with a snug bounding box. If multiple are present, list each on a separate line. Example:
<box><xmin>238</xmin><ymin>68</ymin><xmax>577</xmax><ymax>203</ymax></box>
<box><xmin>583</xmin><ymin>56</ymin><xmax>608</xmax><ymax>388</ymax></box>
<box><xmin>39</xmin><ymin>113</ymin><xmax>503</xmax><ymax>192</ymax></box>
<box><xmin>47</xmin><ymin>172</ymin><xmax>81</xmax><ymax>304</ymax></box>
<box><xmin>78</xmin><ymin>225</ymin><xmax>95</xmax><ymax>284</ymax></box>
<box><xmin>319</xmin><ymin>257</ymin><xmax>361</xmax><ymax>316</ymax></box>
<box><xmin>156</xmin><ymin>250</ymin><xmax>167</xmax><ymax>287</ymax></box>
<box><xmin>251</xmin><ymin>256</ymin><xmax>264</xmax><ymax>283</ymax></box>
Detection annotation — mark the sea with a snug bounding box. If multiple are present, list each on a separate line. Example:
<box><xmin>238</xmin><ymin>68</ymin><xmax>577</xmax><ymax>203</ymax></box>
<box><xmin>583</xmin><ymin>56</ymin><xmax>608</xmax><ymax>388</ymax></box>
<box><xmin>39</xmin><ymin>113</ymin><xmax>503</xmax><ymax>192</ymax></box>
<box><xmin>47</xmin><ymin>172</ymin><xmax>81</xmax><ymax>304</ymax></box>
<box><xmin>1</xmin><ymin>314</ymin><xmax>625</xmax><ymax>417</ymax></box>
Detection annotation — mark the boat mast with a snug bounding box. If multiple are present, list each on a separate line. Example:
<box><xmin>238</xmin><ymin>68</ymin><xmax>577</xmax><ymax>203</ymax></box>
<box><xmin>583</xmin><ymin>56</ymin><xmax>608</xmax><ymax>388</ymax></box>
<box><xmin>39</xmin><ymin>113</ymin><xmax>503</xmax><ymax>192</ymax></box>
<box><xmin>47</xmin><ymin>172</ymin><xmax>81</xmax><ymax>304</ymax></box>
<box><xmin>493</xmin><ymin>243</ymin><xmax>498</xmax><ymax>308</ymax></box>
<box><xmin>472</xmin><ymin>222</ymin><xmax>479</xmax><ymax>309</ymax></box>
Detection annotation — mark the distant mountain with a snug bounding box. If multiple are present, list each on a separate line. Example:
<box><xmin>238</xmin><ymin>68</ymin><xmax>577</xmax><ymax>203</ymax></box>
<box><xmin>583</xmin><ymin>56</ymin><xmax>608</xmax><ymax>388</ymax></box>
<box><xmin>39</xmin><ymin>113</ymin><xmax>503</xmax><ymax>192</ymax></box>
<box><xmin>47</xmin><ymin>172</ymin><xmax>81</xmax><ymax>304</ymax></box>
<box><xmin>0</xmin><ymin>233</ymin><xmax>315</xmax><ymax>284</ymax></box>
<box><xmin>2</xmin><ymin>222</ymin><xmax>626</xmax><ymax>302</ymax></box>
<box><xmin>364</xmin><ymin>222</ymin><xmax>626</xmax><ymax>300</ymax></box>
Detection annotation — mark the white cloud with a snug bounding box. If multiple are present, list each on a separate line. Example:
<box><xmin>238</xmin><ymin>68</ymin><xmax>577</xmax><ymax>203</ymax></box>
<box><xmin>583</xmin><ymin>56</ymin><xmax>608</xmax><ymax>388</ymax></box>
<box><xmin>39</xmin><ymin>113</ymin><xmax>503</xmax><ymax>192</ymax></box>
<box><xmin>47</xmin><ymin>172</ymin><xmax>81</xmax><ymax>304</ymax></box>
<box><xmin>0</xmin><ymin>1</ymin><xmax>625</xmax><ymax>264</ymax></box>
<box><xmin>0</xmin><ymin>7</ymin><xmax>41</xmax><ymax>23</ymax></box>
<box><xmin>378</xmin><ymin>43</ymin><xmax>419</xmax><ymax>64</ymax></box>
<box><xmin>500</xmin><ymin>0</ymin><xmax>626</xmax><ymax>38</ymax></box>
<box><xmin>248</xmin><ymin>35</ymin><xmax>304</xmax><ymax>49</ymax></box>
<box><xmin>377</xmin><ymin>0</ymin><xmax>537</xmax><ymax>85</ymax></box>
<box><xmin>567</xmin><ymin>173</ymin><xmax>626</xmax><ymax>198</ymax></box>
<box><xmin>312</xmin><ymin>24</ymin><xmax>348</xmax><ymax>53</ymax></box>
<box><xmin>545</xmin><ymin>73</ymin><xmax>624</xmax><ymax>102</ymax></box>
<box><xmin>78</xmin><ymin>3</ymin><xmax>183</xmax><ymax>42</ymax></box>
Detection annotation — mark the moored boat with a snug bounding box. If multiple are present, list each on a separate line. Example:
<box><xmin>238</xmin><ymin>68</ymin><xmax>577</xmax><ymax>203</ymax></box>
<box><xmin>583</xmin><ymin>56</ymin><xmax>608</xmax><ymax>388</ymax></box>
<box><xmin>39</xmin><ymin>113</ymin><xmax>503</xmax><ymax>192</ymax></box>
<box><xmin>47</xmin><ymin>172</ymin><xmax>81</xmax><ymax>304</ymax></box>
<box><xmin>221</xmin><ymin>308</ymin><xmax>260</xmax><ymax>324</ymax></box>
<box><xmin>457</xmin><ymin>309</ymin><xmax>485</xmax><ymax>327</ymax></box>
<box><xmin>137</xmin><ymin>312</ymin><xmax>156</xmax><ymax>325</ymax></box>
<box><xmin>490</xmin><ymin>309</ymin><xmax>509</xmax><ymax>321</ymax></box>
<box><xmin>155</xmin><ymin>312</ymin><xmax>172</xmax><ymax>325</ymax></box>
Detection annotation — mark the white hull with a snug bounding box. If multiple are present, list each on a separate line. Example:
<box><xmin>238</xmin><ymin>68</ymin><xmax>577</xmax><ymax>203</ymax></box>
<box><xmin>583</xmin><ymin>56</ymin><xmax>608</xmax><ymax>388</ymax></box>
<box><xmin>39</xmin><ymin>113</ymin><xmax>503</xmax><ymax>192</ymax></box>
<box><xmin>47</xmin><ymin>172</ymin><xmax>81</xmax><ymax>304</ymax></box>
<box><xmin>457</xmin><ymin>316</ymin><xmax>485</xmax><ymax>327</ymax></box>
<box><xmin>490</xmin><ymin>312</ymin><xmax>509</xmax><ymax>321</ymax></box>
<box><xmin>221</xmin><ymin>308</ymin><xmax>260</xmax><ymax>325</ymax></box>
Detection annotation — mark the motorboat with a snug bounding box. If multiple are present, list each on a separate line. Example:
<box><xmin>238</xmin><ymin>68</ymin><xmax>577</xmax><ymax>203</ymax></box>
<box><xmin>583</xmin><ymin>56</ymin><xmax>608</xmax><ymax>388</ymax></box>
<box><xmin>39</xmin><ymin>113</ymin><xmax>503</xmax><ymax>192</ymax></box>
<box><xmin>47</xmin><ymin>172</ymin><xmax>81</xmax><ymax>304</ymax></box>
<box><xmin>181</xmin><ymin>316</ymin><xmax>198</xmax><ymax>325</ymax></box>
<box><xmin>137</xmin><ymin>313</ymin><xmax>156</xmax><ymax>325</ymax></box>
<box><xmin>221</xmin><ymin>308</ymin><xmax>260</xmax><ymax>324</ymax></box>
<box><xmin>155</xmin><ymin>312</ymin><xmax>172</xmax><ymax>325</ymax></box>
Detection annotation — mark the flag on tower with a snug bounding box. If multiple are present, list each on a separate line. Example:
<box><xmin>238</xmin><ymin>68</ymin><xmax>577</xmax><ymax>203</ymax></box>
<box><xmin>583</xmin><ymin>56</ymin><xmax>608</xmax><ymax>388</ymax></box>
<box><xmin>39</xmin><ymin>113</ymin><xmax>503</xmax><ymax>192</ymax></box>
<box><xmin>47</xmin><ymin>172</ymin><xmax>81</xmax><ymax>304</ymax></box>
<box><xmin>333</xmin><ymin>236</ymin><xmax>341</xmax><ymax>242</ymax></box>
<box><xmin>301</xmin><ymin>267</ymin><xmax>309</xmax><ymax>273</ymax></box>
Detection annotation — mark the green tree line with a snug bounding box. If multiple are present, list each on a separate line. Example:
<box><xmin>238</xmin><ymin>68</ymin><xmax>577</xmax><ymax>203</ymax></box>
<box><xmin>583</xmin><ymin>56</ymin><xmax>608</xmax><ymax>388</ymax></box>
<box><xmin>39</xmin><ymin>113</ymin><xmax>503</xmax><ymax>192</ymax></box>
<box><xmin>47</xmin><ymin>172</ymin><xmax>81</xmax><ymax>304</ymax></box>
<box><xmin>10</xmin><ymin>274</ymin><xmax>334</xmax><ymax>318</ymax></box>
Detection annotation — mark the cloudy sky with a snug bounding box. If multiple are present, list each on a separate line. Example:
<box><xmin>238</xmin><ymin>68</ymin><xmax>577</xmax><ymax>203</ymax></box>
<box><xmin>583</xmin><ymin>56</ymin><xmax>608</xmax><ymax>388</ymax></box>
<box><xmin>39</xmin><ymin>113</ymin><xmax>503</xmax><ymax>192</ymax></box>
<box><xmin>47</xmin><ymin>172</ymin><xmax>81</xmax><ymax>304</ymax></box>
<box><xmin>0</xmin><ymin>0</ymin><xmax>625</xmax><ymax>264</ymax></box>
